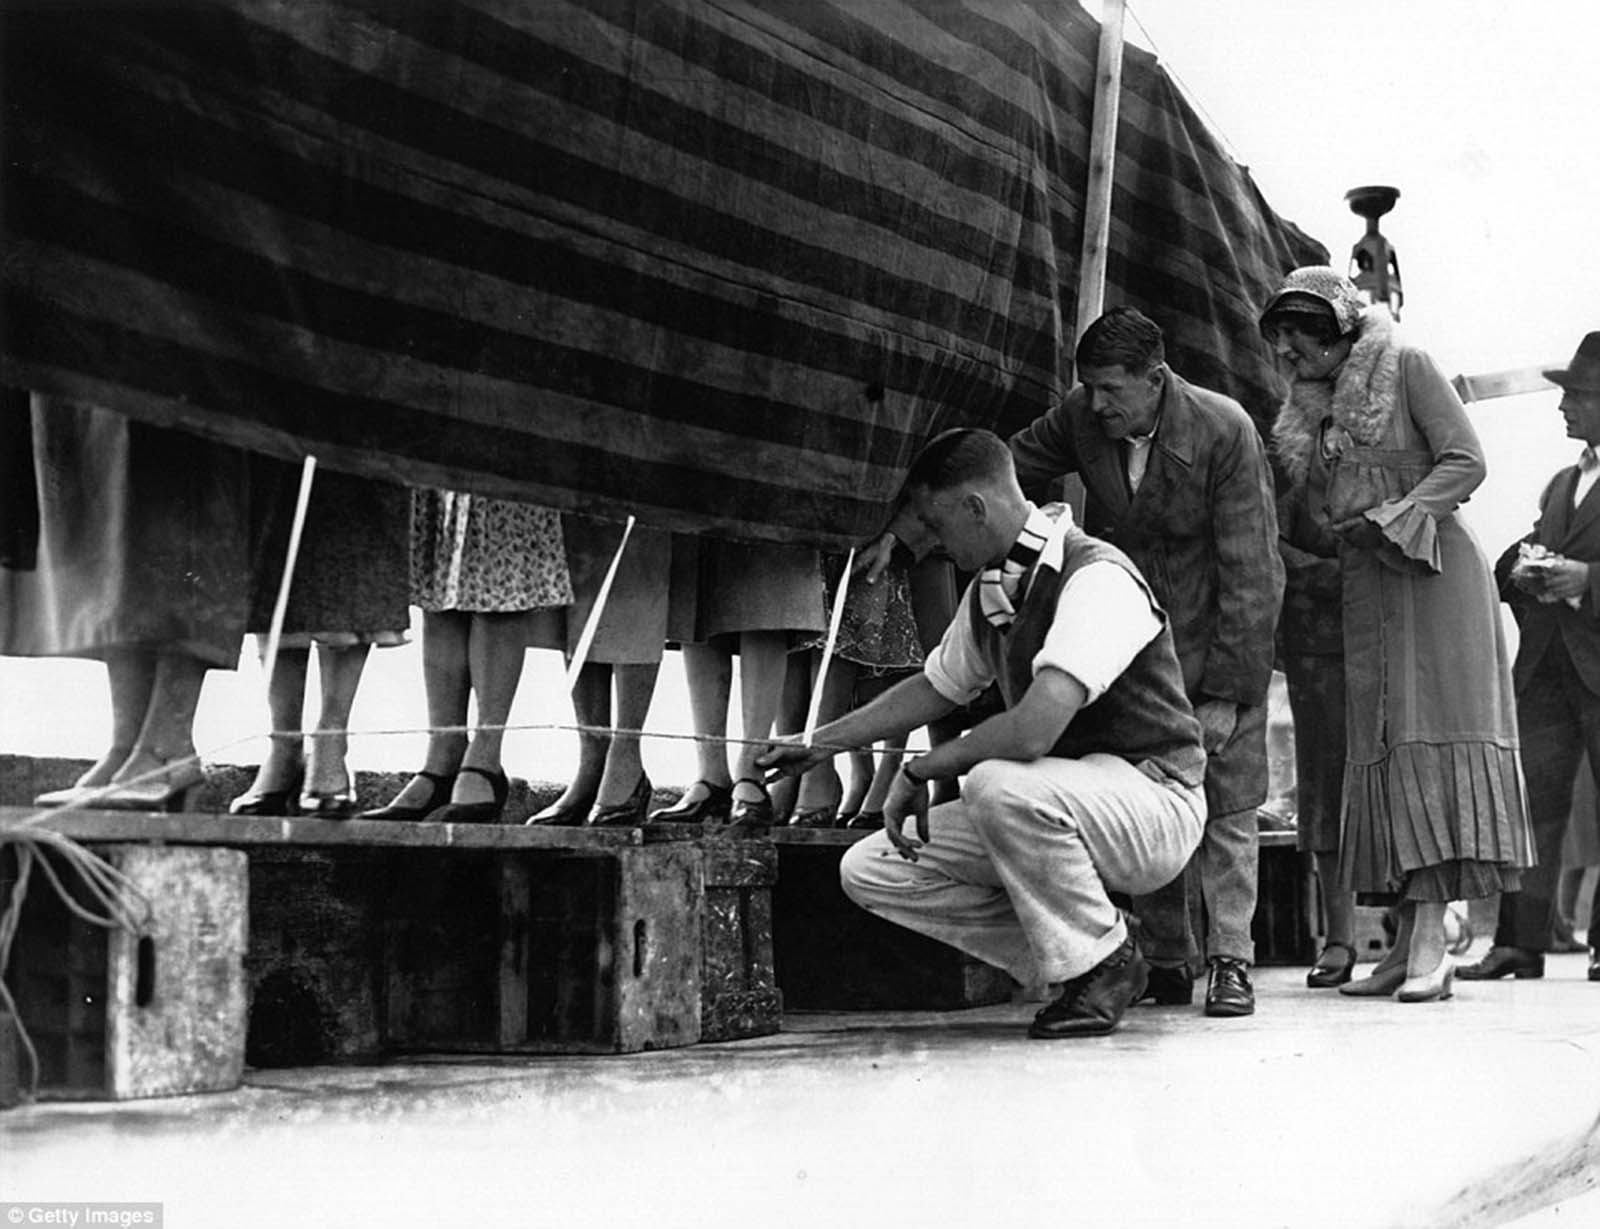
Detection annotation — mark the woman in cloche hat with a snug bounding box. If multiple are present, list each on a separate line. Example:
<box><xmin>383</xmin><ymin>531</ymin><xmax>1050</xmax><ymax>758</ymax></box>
<box><xmin>1259</xmin><ymin>266</ymin><xmax>1535</xmax><ymax>1002</ymax></box>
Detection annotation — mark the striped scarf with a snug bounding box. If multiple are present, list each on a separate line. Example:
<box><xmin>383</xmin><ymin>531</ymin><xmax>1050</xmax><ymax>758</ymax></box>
<box><xmin>978</xmin><ymin>505</ymin><xmax>1053</xmax><ymax>627</ymax></box>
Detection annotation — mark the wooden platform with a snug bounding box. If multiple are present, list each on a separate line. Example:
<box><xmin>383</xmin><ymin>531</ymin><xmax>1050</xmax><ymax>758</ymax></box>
<box><xmin>0</xmin><ymin>807</ymin><xmax>769</xmax><ymax>1093</ymax></box>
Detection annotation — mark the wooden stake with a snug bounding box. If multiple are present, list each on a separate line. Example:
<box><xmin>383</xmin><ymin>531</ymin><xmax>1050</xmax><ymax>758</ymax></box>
<box><xmin>1073</xmin><ymin>0</ymin><xmax>1127</xmax><ymax>344</ymax></box>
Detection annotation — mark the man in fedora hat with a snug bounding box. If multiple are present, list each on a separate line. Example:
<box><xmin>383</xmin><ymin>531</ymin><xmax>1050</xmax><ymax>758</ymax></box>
<box><xmin>1461</xmin><ymin>332</ymin><xmax>1600</xmax><ymax>984</ymax></box>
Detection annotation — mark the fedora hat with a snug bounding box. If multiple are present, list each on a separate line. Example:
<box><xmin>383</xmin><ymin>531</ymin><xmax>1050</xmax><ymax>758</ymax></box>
<box><xmin>1545</xmin><ymin>332</ymin><xmax>1600</xmax><ymax>392</ymax></box>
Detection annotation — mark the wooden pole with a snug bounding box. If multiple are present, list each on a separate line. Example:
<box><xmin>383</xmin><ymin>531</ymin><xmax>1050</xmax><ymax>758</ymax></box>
<box><xmin>1073</xmin><ymin>0</ymin><xmax>1127</xmax><ymax>345</ymax></box>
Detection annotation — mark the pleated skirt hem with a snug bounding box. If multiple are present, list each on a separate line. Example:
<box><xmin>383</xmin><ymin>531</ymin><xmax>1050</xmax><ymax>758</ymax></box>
<box><xmin>1339</xmin><ymin>739</ymin><xmax>1534</xmax><ymax>898</ymax></box>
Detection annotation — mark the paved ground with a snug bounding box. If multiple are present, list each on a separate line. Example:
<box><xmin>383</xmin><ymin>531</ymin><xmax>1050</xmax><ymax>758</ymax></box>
<box><xmin>2</xmin><ymin>944</ymin><xmax>1596</xmax><ymax>1229</ymax></box>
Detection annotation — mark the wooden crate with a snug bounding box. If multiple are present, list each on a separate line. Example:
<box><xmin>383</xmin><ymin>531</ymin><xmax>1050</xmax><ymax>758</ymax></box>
<box><xmin>645</xmin><ymin>829</ymin><xmax>782</xmax><ymax>1041</ymax></box>
<box><xmin>2</xmin><ymin>810</ymin><xmax>716</xmax><ymax>1065</ymax></box>
<box><xmin>770</xmin><ymin>829</ymin><xmax>1013</xmax><ymax>1011</ymax></box>
<box><xmin>1</xmin><ymin>842</ymin><xmax>248</xmax><ymax>1100</ymax></box>
<box><xmin>384</xmin><ymin>844</ymin><xmax>703</xmax><ymax>1054</ymax></box>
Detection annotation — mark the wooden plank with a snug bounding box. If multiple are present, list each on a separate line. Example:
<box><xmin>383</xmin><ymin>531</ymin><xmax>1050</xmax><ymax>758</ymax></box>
<box><xmin>1072</xmin><ymin>0</ymin><xmax>1127</xmax><ymax>343</ymax></box>
<box><xmin>1452</xmin><ymin>366</ymin><xmax>1558</xmax><ymax>403</ymax></box>
<box><xmin>0</xmin><ymin>807</ymin><xmax>643</xmax><ymax>849</ymax></box>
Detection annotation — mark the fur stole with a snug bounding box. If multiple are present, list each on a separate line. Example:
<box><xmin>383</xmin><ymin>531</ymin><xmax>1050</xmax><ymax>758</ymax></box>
<box><xmin>1272</xmin><ymin>308</ymin><xmax>1402</xmax><ymax>487</ymax></box>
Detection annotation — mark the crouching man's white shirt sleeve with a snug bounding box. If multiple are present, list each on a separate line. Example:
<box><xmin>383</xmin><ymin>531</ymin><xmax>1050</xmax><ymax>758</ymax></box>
<box><xmin>1035</xmin><ymin>562</ymin><xmax>1162</xmax><ymax>702</ymax></box>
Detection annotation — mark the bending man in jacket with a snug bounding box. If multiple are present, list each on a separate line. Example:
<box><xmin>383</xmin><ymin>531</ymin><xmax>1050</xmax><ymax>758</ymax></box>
<box><xmin>761</xmin><ymin>428</ymin><xmax>1206</xmax><ymax>1037</ymax></box>
<box><xmin>1007</xmin><ymin>307</ymin><xmax>1283</xmax><ymax>1016</ymax></box>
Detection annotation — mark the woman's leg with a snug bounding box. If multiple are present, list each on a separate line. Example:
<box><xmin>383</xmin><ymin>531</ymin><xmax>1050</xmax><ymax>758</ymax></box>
<box><xmin>768</xmin><ymin>650</ymin><xmax>812</xmax><ymax>820</ymax></box>
<box><xmin>678</xmin><ymin>641</ymin><xmax>734</xmax><ymax>802</ymax></box>
<box><xmin>860</xmin><ymin>734</ymin><xmax>908</xmax><ymax>813</ymax></box>
<box><xmin>110</xmin><ymin>650</ymin><xmax>208</xmax><ymax>786</ymax></box>
<box><xmin>78</xmin><ymin>649</ymin><xmax>157</xmax><ymax>787</ymax></box>
<box><xmin>306</xmin><ymin>642</ymin><xmax>371</xmax><ymax>793</ymax></box>
<box><xmin>245</xmin><ymin>643</ymin><xmax>310</xmax><ymax>791</ymax></box>
<box><xmin>450</xmin><ymin>611</ymin><xmax>530</xmax><ymax>803</ymax></box>
<box><xmin>731</xmin><ymin>630</ymin><xmax>789</xmax><ymax>802</ymax></box>
<box><xmin>843</xmin><ymin>748</ymin><xmax>876</xmax><ymax>817</ymax></box>
<box><xmin>534</xmin><ymin>660</ymin><xmax>612</xmax><ymax>816</ymax></box>
<box><xmin>793</xmin><ymin>655</ymin><xmax>856</xmax><ymax>815</ymax></box>
<box><xmin>1313</xmin><ymin>850</ymin><xmax>1356</xmax><ymax>951</ymax></box>
<box><xmin>925</xmin><ymin>713</ymin><xmax>967</xmax><ymax>806</ymax></box>
<box><xmin>382</xmin><ymin>610</ymin><xmax>470</xmax><ymax>810</ymax></box>
<box><xmin>595</xmin><ymin>661</ymin><xmax>659</xmax><ymax>806</ymax></box>
<box><xmin>1406</xmin><ymin>899</ymin><xmax>1449</xmax><ymax>979</ymax></box>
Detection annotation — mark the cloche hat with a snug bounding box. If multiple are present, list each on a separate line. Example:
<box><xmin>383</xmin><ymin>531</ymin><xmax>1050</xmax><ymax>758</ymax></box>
<box><xmin>1258</xmin><ymin>266</ymin><xmax>1366</xmax><ymax>337</ymax></box>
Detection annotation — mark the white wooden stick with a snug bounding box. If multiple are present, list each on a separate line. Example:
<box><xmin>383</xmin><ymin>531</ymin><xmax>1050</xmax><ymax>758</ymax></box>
<box><xmin>565</xmin><ymin>515</ymin><xmax>635</xmax><ymax>690</ymax></box>
<box><xmin>804</xmin><ymin>547</ymin><xmax>855</xmax><ymax>746</ymax></box>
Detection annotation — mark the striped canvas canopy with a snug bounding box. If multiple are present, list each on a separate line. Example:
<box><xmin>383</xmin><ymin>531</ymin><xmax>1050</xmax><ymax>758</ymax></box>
<box><xmin>2</xmin><ymin>0</ymin><xmax>1325</xmax><ymax>548</ymax></box>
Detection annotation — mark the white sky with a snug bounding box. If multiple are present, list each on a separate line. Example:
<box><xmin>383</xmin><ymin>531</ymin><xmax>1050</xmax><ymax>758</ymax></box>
<box><xmin>1092</xmin><ymin>0</ymin><xmax>1599</xmax><ymax>553</ymax></box>
<box><xmin>1099</xmin><ymin>0</ymin><xmax>1597</xmax><ymax>379</ymax></box>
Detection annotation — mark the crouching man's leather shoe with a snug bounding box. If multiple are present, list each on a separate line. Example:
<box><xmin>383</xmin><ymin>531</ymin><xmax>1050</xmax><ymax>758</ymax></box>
<box><xmin>1133</xmin><ymin>961</ymin><xmax>1194</xmax><ymax>1006</ymax></box>
<box><xmin>1029</xmin><ymin>937</ymin><xmax>1148</xmax><ymax>1038</ymax></box>
<box><xmin>1204</xmin><ymin>956</ymin><xmax>1255</xmax><ymax>1017</ymax></box>
<box><xmin>1456</xmin><ymin>945</ymin><xmax>1544</xmax><ymax>980</ymax></box>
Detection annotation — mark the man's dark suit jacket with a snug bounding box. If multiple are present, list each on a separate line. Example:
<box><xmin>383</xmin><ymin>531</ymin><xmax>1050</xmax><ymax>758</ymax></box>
<box><xmin>1497</xmin><ymin>460</ymin><xmax>1600</xmax><ymax>696</ymax></box>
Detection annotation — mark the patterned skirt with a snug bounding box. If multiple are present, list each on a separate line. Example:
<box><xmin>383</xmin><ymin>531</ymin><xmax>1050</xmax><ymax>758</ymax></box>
<box><xmin>410</xmin><ymin>490</ymin><xmax>572</xmax><ymax>614</ymax></box>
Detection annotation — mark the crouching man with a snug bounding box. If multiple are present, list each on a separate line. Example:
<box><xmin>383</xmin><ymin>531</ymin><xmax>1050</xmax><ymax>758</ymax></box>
<box><xmin>758</xmin><ymin>429</ymin><xmax>1206</xmax><ymax>1037</ymax></box>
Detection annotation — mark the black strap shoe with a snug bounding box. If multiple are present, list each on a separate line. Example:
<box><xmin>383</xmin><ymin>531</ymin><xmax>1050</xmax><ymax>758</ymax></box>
<box><xmin>427</xmin><ymin>766</ymin><xmax>508</xmax><ymax>825</ymax></box>
<box><xmin>360</xmin><ymin>770</ymin><xmax>455</xmax><ymax>822</ymax></box>
<box><xmin>1306</xmin><ymin>941</ymin><xmax>1357</xmax><ymax>988</ymax></box>
<box><xmin>726</xmin><ymin>778</ymin><xmax>775</xmax><ymax>827</ymax></box>
<box><xmin>647</xmin><ymin>780</ymin><xmax>732</xmax><ymax>824</ymax></box>
<box><xmin>1029</xmin><ymin>938</ymin><xmax>1148</xmax><ymax>1038</ymax></box>
<box><xmin>1204</xmin><ymin>956</ymin><xmax>1255</xmax><ymax>1017</ymax></box>
<box><xmin>588</xmin><ymin>774</ymin><xmax>653</xmax><ymax>827</ymax></box>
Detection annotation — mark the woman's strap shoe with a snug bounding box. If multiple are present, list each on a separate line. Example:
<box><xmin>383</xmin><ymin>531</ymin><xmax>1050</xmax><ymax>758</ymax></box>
<box><xmin>588</xmin><ymin>775</ymin><xmax>653</xmax><ymax>827</ymax></box>
<box><xmin>727</xmin><ymin>778</ymin><xmax>775</xmax><ymax>828</ymax></box>
<box><xmin>98</xmin><ymin>763</ymin><xmax>207</xmax><ymax>813</ymax></box>
<box><xmin>647</xmin><ymin>780</ymin><xmax>732</xmax><ymax>824</ymax></box>
<box><xmin>427</xmin><ymin>766</ymin><xmax>508</xmax><ymax>825</ymax></box>
<box><xmin>298</xmin><ymin>771</ymin><xmax>359</xmax><ymax>820</ymax></box>
<box><xmin>788</xmin><ymin>804</ymin><xmax>840</xmax><ymax>828</ymax></box>
<box><xmin>527</xmin><ymin>789</ymin><xmax>598</xmax><ymax>827</ymax></box>
<box><xmin>229</xmin><ymin>786</ymin><xmax>300</xmax><ymax>817</ymax></box>
<box><xmin>845</xmin><ymin>809</ymin><xmax>884</xmax><ymax>830</ymax></box>
<box><xmin>1397</xmin><ymin>958</ymin><xmax>1455</xmax><ymax>1003</ymax></box>
<box><xmin>1306</xmin><ymin>941</ymin><xmax>1357</xmax><ymax>988</ymax></box>
<box><xmin>1338</xmin><ymin>960</ymin><xmax>1407</xmax><ymax>997</ymax></box>
<box><xmin>360</xmin><ymin>770</ymin><xmax>455</xmax><ymax>822</ymax></box>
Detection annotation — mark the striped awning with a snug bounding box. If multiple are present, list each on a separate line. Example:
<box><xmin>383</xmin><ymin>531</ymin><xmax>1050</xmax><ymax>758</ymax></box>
<box><xmin>1</xmin><ymin>0</ymin><xmax>1325</xmax><ymax>547</ymax></box>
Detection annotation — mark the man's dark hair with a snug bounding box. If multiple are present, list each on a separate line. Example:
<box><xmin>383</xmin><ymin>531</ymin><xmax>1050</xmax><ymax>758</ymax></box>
<box><xmin>905</xmin><ymin>428</ymin><xmax>1014</xmax><ymax>493</ymax></box>
<box><xmin>1075</xmin><ymin>305</ymin><xmax>1165</xmax><ymax>373</ymax></box>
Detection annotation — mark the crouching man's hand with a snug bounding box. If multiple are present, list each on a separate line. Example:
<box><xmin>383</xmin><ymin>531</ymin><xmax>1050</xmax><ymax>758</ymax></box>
<box><xmin>756</xmin><ymin>734</ymin><xmax>831</xmax><ymax>786</ymax></box>
<box><xmin>884</xmin><ymin>760</ymin><xmax>931</xmax><ymax>861</ymax></box>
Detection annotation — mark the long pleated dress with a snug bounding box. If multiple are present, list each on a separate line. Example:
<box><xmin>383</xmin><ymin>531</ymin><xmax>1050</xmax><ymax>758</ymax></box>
<box><xmin>1276</xmin><ymin>317</ymin><xmax>1534</xmax><ymax>902</ymax></box>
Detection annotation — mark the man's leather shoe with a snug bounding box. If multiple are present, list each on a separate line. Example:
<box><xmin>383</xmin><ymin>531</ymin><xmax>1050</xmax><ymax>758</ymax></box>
<box><xmin>1029</xmin><ymin>938</ymin><xmax>1148</xmax><ymax>1038</ymax></box>
<box><xmin>1588</xmin><ymin>949</ymin><xmax>1599</xmax><ymax>983</ymax></box>
<box><xmin>1133</xmin><ymin>961</ymin><xmax>1194</xmax><ymax>1006</ymax></box>
<box><xmin>1456</xmin><ymin>945</ymin><xmax>1544</xmax><ymax>980</ymax></box>
<box><xmin>1204</xmin><ymin>957</ymin><xmax>1255</xmax><ymax>1017</ymax></box>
